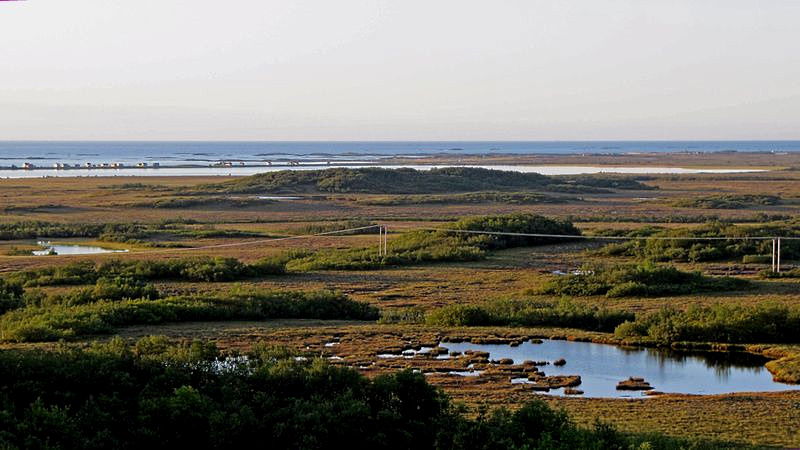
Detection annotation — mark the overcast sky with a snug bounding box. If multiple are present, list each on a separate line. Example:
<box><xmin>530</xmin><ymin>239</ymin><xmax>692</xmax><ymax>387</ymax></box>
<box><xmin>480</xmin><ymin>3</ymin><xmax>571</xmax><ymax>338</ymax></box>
<box><xmin>1</xmin><ymin>0</ymin><xmax>799</xmax><ymax>140</ymax></box>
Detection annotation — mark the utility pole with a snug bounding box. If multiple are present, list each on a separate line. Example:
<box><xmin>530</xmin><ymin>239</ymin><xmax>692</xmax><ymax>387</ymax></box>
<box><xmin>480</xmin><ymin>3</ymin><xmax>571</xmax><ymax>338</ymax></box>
<box><xmin>383</xmin><ymin>224</ymin><xmax>389</xmax><ymax>256</ymax></box>
<box><xmin>378</xmin><ymin>226</ymin><xmax>384</xmax><ymax>257</ymax></box>
<box><xmin>777</xmin><ymin>237</ymin><xmax>781</xmax><ymax>273</ymax></box>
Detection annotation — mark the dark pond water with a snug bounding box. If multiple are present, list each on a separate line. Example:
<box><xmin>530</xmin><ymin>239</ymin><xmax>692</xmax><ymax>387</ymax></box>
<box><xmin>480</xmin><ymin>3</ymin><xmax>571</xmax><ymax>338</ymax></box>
<box><xmin>442</xmin><ymin>339</ymin><xmax>795</xmax><ymax>398</ymax></box>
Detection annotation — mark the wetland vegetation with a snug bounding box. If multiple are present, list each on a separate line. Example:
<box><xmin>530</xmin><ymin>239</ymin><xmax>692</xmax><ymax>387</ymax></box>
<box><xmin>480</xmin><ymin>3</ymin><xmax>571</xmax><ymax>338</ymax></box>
<box><xmin>2</xmin><ymin>164</ymin><xmax>800</xmax><ymax>447</ymax></box>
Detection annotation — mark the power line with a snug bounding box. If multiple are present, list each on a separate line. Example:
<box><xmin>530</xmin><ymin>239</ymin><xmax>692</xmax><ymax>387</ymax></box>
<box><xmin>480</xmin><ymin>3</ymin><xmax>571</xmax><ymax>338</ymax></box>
<box><xmin>398</xmin><ymin>226</ymin><xmax>800</xmax><ymax>241</ymax></box>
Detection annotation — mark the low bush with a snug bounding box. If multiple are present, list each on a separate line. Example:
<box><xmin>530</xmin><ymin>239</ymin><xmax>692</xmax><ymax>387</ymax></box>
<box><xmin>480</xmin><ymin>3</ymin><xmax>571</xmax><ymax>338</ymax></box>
<box><xmin>425</xmin><ymin>299</ymin><xmax>632</xmax><ymax>332</ymax></box>
<box><xmin>540</xmin><ymin>264</ymin><xmax>750</xmax><ymax>298</ymax></box>
<box><xmin>671</xmin><ymin>194</ymin><xmax>781</xmax><ymax>209</ymax></box>
<box><xmin>614</xmin><ymin>303</ymin><xmax>800</xmax><ymax>344</ymax></box>
<box><xmin>0</xmin><ymin>289</ymin><xmax>378</xmax><ymax>342</ymax></box>
<box><xmin>0</xmin><ymin>279</ymin><xmax>24</xmax><ymax>315</ymax></box>
<box><xmin>596</xmin><ymin>220</ymin><xmax>800</xmax><ymax>262</ymax></box>
<box><xmin>5</xmin><ymin>256</ymin><xmax>288</xmax><ymax>287</ymax></box>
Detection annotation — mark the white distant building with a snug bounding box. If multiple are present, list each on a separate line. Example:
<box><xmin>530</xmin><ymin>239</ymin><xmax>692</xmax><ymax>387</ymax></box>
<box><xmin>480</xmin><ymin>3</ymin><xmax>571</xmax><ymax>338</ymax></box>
<box><xmin>23</xmin><ymin>162</ymin><xmax>35</xmax><ymax>169</ymax></box>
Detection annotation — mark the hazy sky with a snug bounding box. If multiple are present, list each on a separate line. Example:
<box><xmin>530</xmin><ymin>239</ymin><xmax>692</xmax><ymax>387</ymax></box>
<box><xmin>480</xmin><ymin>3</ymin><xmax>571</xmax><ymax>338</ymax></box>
<box><xmin>1</xmin><ymin>0</ymin><xmax>799</xmax><ymax>140</ymax></box>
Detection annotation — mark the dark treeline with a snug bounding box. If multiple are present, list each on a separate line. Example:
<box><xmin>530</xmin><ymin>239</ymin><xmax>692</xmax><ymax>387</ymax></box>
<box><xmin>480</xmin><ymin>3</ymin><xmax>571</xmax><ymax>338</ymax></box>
<box><xmin>0</xmin><ymin>339</ymin><xmax>740</xmax><ymax>450</ymax></box>
<box><xmin>195</xmin><ymin>167</ymin><xmax>653</xmax><ymax>195</ymax></box>
<box><xmin>540</xmin><ymin>264</ymin><xmax>750</xmax><ymax>298</ymax></box>
<box><xmin>0</xmin><ymin>221</ymin><xmax>264</xmax><ymax>245</ymax></box>
<box><xmin>670</xmin><ymin>194</ymin><xmax>782</xmax><ymax>210</ymax></box>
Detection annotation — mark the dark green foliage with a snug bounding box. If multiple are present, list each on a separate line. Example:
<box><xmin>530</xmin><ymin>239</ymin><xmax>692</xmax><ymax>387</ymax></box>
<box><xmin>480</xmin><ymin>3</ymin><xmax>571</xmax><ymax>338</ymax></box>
<box><xmin>759</xmin><ymin>268</ymin><xmax>800</xmax><ymax>278</ymax></box>
<box><xmin>0</xmin><ymin>289</ymin><xmax>378</xmax><ymax>342</ymax></box>
<box><xmin>134</xmin><ymin>196</ymin><xmax>276</xmax><ymax>209</ymax></box>
<box><xmin>671</xmin><ymin>194</ymin><xmax>781</xmax><ymax>209</ymax></box>
<box><xmin>451</xmin><ymin>213</ymin><xmax>581</xmax><ymax>249</ymax></box>
<box><xmin>540</xmin><ymin>264</ymin><xmax>750</xmax><ymax>298</ymax></box>
<box><xmin>0</xmin><ymin>341</ymin><xmax>736</xmax><ymax>450</ymax></box>
<box><xmin>5</xmin><ymin>256</ymin><xmax>286</xmax><ymax>288</ymax></box>
<box><xmin>0</xmin><ymin>221</ymin><xmax>107</xmax><ymax>240</ymax></box>
<box><xmin>0</xmin><ymin>279</ymin><xmax>25</xmax><ymax>315</ymax></box>
<box><xmin>196</xmin><ymin>167</ymin><xmax>651</xmax><ymax>195</ymax></box>
<box><xmin>0</xmin><ymin>221</ymin><xmax>263</xmax><ymax>245</ymax></box>
<box><xmin>614</xmin><ymin>303</ymin><xmax>800</xmax><ymax>344</ymax></box>
<box><xmin>292</xmin><ymin>219</ymin><xmax>379</xmax><ymax>235</ymax></box>
<box><xmin>425</xmin><ymin>299</ymin><xmax>632</xmax><ymax>332</ymax></box>
<box><xmin>596</xmin><ymin>221</ymin><xmax>800</xmax><ymax>262</ymax></box>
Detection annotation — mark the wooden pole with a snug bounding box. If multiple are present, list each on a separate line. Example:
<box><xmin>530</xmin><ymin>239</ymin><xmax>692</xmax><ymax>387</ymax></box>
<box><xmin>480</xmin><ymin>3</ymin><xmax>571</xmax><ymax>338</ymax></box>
<box><xmin>378</xmin><ymin>226</ymin><xmax>383</xmax><ymax>257</ymax></box>
<box><xmin>772</xmin><ymin>239</ymin><xmax>776</xmax><ymax>272</ymax></box>
<box><xmin>383</xmin><ymin>225</ymin><xmax>388</xmax><ymax>256</ymax></box>
<box><xmin>777</xmin><ymin>238</ymin><xmax>781</xmax><ymax>273</ymax></box>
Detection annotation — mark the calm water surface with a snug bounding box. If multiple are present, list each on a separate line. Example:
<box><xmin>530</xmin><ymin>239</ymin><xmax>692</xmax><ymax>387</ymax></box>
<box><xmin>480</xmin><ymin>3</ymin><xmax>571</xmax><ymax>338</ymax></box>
<box><xmin>33</xmin><ymin>242</ymin><xmax>129</xmax><ymax>256</ymax></box>
<box><xmin>442</xmin><ymin>340</ymin><xmax>795</xmax><ymax>398</ymax></box>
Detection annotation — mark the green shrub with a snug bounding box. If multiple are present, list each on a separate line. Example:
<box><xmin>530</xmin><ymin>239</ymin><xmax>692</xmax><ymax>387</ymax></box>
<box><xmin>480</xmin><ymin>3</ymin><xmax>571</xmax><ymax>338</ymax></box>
<box><xmin>541</xmin><ymin>264</ymin><xmax>750</xmax><ymax>298</ymax></box>
<box><xmin>0</xmin><ymin>289</ymin><xmax>378</xmax><ymax>342</ymax></box>
<box><xmin>425</xmin><ymin>299</ymin><xmax>632</xmax><ymax>332</ymax></box>
<box><xmin>5</xmin><ymin>256</ymin><xmax>289</xmax><ymax>288</ymax></box>
<box><xmin>671</xmin><ymin>194</ymin><xmax>781</xmax><ymax>209</ymax></box>
<box><xmin>0</xmin><ymin>279</ymin><xmax>24</xmax><ymax>315</ymax></box>
<box><xmin>614</xmin><ymin>303</ymin><xmax>800</xmax><ymax>344</ymax></box>
<box><xmin>596</xmin><ymin>220</ymin><xmax>800</xmax><ymax>262</ymax></box>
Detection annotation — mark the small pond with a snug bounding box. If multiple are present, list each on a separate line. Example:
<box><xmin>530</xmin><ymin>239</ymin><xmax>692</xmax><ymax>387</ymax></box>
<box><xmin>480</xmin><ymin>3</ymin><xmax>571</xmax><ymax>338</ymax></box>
<box><xmin>33</xmin><ymin>241</ymin><xmax>129</xmax><ymax>256</ymax></box>
<box><xmin>441</xmin><ymin>339</ymin><xmax>795</xmax><ymax>398</ymax></box>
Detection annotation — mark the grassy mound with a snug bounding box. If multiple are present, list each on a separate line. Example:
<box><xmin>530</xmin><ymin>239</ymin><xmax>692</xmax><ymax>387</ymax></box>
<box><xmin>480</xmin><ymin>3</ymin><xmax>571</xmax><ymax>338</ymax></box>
<box><xmin>196</xmin><ymin>167</ymin><xmax>652</xmax><ymax>195</ymax></box>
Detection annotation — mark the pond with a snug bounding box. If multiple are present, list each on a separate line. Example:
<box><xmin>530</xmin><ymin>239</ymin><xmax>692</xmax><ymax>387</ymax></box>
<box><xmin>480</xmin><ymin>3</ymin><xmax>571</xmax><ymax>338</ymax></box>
<box><xmin>33</xmin><ymin>242</ymin><xmax>129</xmax><ymax>256</ymax></box>
<box><xmin>441</xmin><ymin>339</ymin><xmax>795</xmax><ymax>398</ymax></box>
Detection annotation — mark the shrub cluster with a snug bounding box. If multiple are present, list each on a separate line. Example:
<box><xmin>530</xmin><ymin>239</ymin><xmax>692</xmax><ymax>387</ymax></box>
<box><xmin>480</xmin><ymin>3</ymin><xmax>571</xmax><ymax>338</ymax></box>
<box><xmin>596</xmin><ymin>221</ymin><xmax>800</xmax><ymax>262</ymax></box>
<box><xmin>0</xmin><ymin>289</ymin><xmax>378</xmax><ymax>342</ymax></box>
<box><xmin>671</xmin><ymin>194</ymin><xmax>781</xmax><ymax>210</ymax></box>
<box><xmin>6</xmin><ymin>256</ymin><xmax>287</xmax><ymax>288</ymax></box>
<box><xmin>425</xmin><ymin>299</ymin><xmax>632</xmax><ymax>333</ymax></box>
<box><xmin>614</xmin><ymin>303</ymin><xmax>800</xmax><ymax>344</ymax></box>
<box><xmin>0</xmin><ymin>341</ymin><xmax>734</xmax><ymax>450</ymax></box>
<box><xmin>540</xmin><ymin>264</ymin><xmax>750</xmax><ymax>298</ymax></box>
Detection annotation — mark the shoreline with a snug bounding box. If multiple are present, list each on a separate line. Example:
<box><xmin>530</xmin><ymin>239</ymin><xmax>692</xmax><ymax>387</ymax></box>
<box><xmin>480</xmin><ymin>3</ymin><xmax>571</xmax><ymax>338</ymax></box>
<box><xmin>0</xmin><ymin>159</ymin><xmax>775</xmax><ymax>179</ymax></box>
